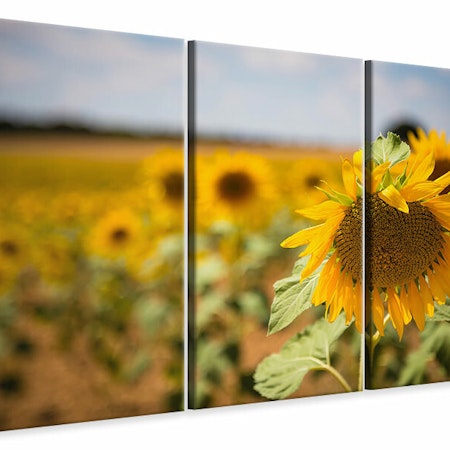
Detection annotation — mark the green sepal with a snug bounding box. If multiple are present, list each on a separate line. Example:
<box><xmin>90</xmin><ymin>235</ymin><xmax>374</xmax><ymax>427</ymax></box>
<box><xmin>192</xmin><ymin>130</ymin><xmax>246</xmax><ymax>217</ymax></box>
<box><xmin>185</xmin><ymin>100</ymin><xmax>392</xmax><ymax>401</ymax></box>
<box><xmin>371</xmin><ymin>132</ymin><xmax>411</xmax><ymax>168</ymax></box>
<box><xmin>315</xmin><ymin>182</ymin><xmax>354</xmax><ymax>206</ymax></box>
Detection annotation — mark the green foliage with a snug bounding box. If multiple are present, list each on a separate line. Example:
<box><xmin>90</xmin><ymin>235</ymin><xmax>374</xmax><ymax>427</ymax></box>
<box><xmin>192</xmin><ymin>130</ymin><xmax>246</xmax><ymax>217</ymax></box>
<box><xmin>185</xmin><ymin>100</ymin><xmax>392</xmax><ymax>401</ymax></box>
<box><xmin>427</xmin><ymin>304</ymin><xmax>450</xmax><ymax>321</ymax></box>
<box><xmin>268</xmin><ymin>257</ymin><xmax>323</xmax><ymax>335</ymax></box>
<box><xmin>371</xmin><ymin>132</ymin><xmax>411</xmax><ymax>167</ymax></box>
<box><xmin>398</xmin><ymin>322</ymin><xmax>450</xmax><ymax>386</ymax></box>
<box><xmin>254</xmin><ymin>314</ymin><xmax>350</xmax><ymax>399</ymax></box>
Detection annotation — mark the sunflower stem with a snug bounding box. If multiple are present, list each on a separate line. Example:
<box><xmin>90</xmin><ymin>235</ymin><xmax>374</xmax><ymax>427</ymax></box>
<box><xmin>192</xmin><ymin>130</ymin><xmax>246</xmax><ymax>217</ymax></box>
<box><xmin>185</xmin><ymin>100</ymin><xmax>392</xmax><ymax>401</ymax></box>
<box><xmin>358</xmin><ymin>330</ymin><xmax>364</xmax><ymax>391</ymax></box>
<box><xmin>369</xmin><ymin>313</ymin><xmax>390</xmax><ymax>367</ymax></box>
<box><xmin>322</xmin><ymin>364</ymin><xmax>353</xmax><ymax>393</ymax></box>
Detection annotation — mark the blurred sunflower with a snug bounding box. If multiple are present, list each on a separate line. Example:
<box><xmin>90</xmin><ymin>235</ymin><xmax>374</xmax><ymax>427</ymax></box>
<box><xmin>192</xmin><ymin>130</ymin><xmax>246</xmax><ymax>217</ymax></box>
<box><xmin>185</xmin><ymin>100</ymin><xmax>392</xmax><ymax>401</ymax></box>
<box><xmin>0</xmin><ymin>227</ymin><xmax>28</xmax><ymax>269</ymax></box>
<box><xmin>196</xmin><ymin>150</ymin><xmax>278</xmax><ymax>228</ymax></box>
<box><xmin>32</xmin><ymin>234</ymin><xmax>77</xmax><ymax>284</ymax></box>
<box><xmin>282</xmin><ymin>156</ymin><xmax>342</xmax><ymax>209</ymax></box>
<box><xmin>281</xmin><ymin>132</ymin><xmax>450</xmax><ymax>339</ymax></box>
<box><xmin>86</xmin><ymin>208</ymin><xmax>144</xmax><ymax>261</ymax></box>
<box><xmin>141</xmin><ymin>148</ymin><xmax>184</xmax><ymax>231</ymax></box>
<box><xmin>281</xmin><ymin>150</ymin><xmax>363</xmax><ymax>332</ymax></box>
<box><xmin>0</xmin><ymin>225</ymin><xmax>29</xmax><ymax>289</ymax></box>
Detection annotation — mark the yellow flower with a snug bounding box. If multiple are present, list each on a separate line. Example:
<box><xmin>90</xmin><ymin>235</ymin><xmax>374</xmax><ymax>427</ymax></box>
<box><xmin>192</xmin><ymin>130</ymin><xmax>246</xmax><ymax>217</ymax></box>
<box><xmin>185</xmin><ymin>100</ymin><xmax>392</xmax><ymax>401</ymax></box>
<box><xmin>32</xmin><ymin>234</ymin><xmax>77</xmax><ymax>284</ymax></box>
<box><xmin>281</xmin><ymin>156</ymin><xmax>342</xmax><ymax>209</ymax></box>
<box><xmin>86</xmin><ymin>208</ymin><xmax>144</xmax><ymax>260</ymax></box>
<box><xmin>140</xmin><ymin>147</ymin><xmax>184</xmax><ymax>231</ymax></box>
<box><xmin>0</xmin><ymin>225</ymin><xmax>29</xmax><ymax>291</ymax></box>
<box><xmin>281</xmin><ymin>150</ymin><xmax>363</xmax><ymax>332</ymax></box>
<box><xmin>366</xmin><ymin>134</ymin><xmax>450</xmax><ymax>339</ymax></box>
<box><xmin>282</xmin><ymin>133</ymin><xmax>450</xmax><ymax>340</ymax></box>
<box><xmin>196</xmin><ymin>150</ymin><xmax>278</xmax><ymax>228</ymax></box>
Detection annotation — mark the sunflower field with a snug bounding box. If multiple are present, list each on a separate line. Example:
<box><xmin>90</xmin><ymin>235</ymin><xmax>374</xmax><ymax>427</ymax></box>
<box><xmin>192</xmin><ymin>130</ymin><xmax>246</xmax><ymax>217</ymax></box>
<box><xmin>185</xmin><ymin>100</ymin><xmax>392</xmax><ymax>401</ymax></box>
<box><xmin>0</xmin><ymin>135</ymin><xmax>184</xmax><ymax>430</ymax></box>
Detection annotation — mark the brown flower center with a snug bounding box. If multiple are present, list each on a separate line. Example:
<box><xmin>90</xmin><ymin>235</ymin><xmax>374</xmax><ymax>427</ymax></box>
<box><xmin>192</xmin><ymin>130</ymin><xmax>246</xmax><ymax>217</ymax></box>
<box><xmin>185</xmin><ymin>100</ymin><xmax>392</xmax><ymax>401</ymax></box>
<box><xmin>217</xmin><ymin>171</ymin><xmax>255</xmax><ymax>203</ymax></box>
<box><xmin>163</xmin><ymin>172</ymin><xmax>184</xmax><ymax>201</ymax></box>
<box><xmin>1</xmin><ymin>240</ymin><xmax>19</xmax><ymax>257</ymax></box>
<box><xmin>111</xmin><ymin>228</ymin><xmax>129</xmax><ymax>243</ymax></box>
<box><xmin>335</xmin><ymin>194</ymin><xmax>444</xmax><ymax>288</ymax></box>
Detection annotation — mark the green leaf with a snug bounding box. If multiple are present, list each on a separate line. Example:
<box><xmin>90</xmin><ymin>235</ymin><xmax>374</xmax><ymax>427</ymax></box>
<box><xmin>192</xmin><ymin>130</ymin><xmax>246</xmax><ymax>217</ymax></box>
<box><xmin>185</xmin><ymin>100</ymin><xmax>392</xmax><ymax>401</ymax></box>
<box><xmin>397</xmin><ymin>348</ymin><xmax>431</xmax><ymax>386</ymax></box>
<box><xmin>427</xmin><ymin>304</ymin><xmax>450</xmax><ymax>321</ymax></box>
<box><xmin>254</xmin><ymin>314</ymin><xmax>350</xmax><ymax>399</ymax></box>
<box><xmin>398</xmin><ymin>322</ymin><xmax>450</xmax><ymax>386</ymax></box>
<box><xmin>371</xmin><ymin>132</ymin><xmax>410</xmax><ymax>167</ymax></box>
<box><xmin>268</xmin><ymin>256</ymin><xmax>324</xmax><ymax>335</ymax></box>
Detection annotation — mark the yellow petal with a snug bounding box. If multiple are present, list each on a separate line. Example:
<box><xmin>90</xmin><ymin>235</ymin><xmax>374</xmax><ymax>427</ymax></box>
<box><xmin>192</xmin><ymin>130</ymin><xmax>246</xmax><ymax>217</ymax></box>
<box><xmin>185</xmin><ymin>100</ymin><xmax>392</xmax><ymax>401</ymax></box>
<box><xmin>296</xmin><ymin>200</ymin><xmax>346</xmax><ymax>221</ymax></box>
<box><xmin>428</xmin><ymin>270</ymin><xmax>447</xmax><ymax>304</ymax></box>
<box><xmin>378</xmin><ymin>185</ymin><xmax>409</xmax><ymax>213</ymax></box>
<box><xmin>408</xmin><ymin>281</ymin><xmax>425</xmax><ymax>331</ymax></box>
<box><xmin>399</xmin><ymin>285</ymin><xmax>412</xmax><ymax>324</ymax></box>
<box><xmin>401</xmin><ymin>180</ymin><xmax>444</xmax><ymax>202</ymax></box>
<box><xmin>372</xmin><ymin>288</ymin><xmax>385</xmax><ymax>336</ymax></box>
<box><xmin>280</xmin><ymin>223</ymin><xmax>323</xmax><ymax>248</ymax></box>
<box><xmin>424</xmin><ymin>196</ymin><xmax>450</xmax><ymax>230</ymax></box>
<box><xmin>434</xmin><ymin>171</ymin><xmax>450</xmax><ymax>191</ymax></box>
<box><xmin>300</xmin><ymin>240</ymin><xmax>332</xmax><ymax>280</ymax></box>
<box><xmin>370</xmin><ymin>161</ymin><xmax>391</xmax><ymax>193</ymax></box>
<box><xmin>353</xmin><ymin>281</ymin><xmax>362</xmax><ymax>333</ymax></box>
<box><xmin>312</xmin><ymin>253</ymin><xmax>337</xmax><ymax>306</ymax></box>
<box><xmin>407</xmin><ymin>148</ymin><xmax>435</xmax><ymax>185</ymax></box>
<box><xmin>353</xmin><ymin>150</ymin><xmax>363</xmax><ymax>182</ymax></box>
<box><xmin>387</xmin><ymin>287</ymin><xmax>404</xmax><ymax>340</ymax></box>
<box><xmin>342</xmin><ymin>159</ymin><xmax>357</xmax><ymax>201</ymax></box>
<box><xmin>419</xmin><ymin>275</ymin><xmax>435</xmax><ymax>317</ymax></box>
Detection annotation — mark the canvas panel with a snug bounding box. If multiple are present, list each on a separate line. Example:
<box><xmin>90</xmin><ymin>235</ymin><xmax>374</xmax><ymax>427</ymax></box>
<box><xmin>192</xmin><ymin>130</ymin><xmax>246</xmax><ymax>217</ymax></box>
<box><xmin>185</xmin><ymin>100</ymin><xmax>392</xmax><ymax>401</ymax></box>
<box><xmin>188</xmin><ymin>40</ymin><xmax>364</xmax><ymax>409</ymax></box>
<box><xmin>366</xmin><ymin>60</ymin><xmax>450</xmax><ymax>389</ymax></box>
<box><xmin>0</xmin><ymin>18</ymin><xmax>184</xmax><ymax>430</ymax></box>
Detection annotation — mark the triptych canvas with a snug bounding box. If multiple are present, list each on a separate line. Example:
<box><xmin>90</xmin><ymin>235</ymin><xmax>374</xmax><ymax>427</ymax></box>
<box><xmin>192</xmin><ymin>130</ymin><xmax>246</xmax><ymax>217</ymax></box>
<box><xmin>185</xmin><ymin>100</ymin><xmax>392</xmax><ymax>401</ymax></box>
<box><xmin>1</xmin><ymin>17</ymin><xmax>450</xmax><ymax>432</ymax></box>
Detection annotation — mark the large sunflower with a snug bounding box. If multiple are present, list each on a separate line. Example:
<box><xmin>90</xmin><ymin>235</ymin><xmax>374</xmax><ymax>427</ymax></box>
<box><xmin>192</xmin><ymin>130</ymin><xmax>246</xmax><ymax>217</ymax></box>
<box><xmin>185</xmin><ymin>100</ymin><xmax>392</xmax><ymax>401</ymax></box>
<box><xmin>366</xmin><ymin>132</ymin><xmax>450</xmax><ymax>339</ymax></box>
<box><xmin>281</xmin><ymin>132</ymin><xmax>450</xmax><ymax>340</ymax></box>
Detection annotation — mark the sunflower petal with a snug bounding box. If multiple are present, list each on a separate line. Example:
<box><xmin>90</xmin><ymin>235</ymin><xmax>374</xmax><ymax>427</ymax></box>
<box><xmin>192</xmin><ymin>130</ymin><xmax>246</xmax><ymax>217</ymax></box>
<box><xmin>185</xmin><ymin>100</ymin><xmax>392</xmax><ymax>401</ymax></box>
<box><xmin>353</xmin><ymin>281</ymin><xmax>362</xmax><ymax>333</ymax></box>
<box><xmin>280</xmin><ymin>224</ymin><xmax>323</xmax><ymax>248</ymax></box>
<box><xmin>353</xmin><ymin>149</ymin><xmax>363</xmax><ymax>182</ymax></box>
<box><xmin>342</xmin><ymin>159</ymin><xmax>357</xmax><ymax>201</ymax></box>
<box><xmin>408</xmin><ymin>281</ymin><xmax>425</xmax><ymax>331</ymax></box>
<box><xmin>296</xmin><ymin>200</ymin><xmax>346</xmax><ymax>221</ymax></box>
<box><xmin>424</xmin><ymin>196</ymin><xmax>450</xmax><ymax>230</ymax></box>
<box><xmin>371</xmin><ymin>161</ymin><xmax>391</xmax><ymax>193</ymax></box>
<box><xmin>378</xmin><ymin>185</ymin><xmax>409</xmax><ymax>213</ymax></box>
<box><xmin>401</xmin><ymin>180</ymin><xmax>444</xmax><ymax>202</ymax></box>
<box><xmin>372</xmin><ymin>288</ymin><xmax>385</xmax><ymax>336</ymax></box>
<box><xmin>407</xmin><ymin>147</ymin><xmax>435</xmax><ymax>185</ymax></box>
<box><xmin>387</xmin><ymin>287</ymin><xmax>404</xmax><ymax>340</ymax></box>
<box><xmin>419</xmin><ymin>275</ymin><xmax>435</xmax><ymax>317</ymax></box>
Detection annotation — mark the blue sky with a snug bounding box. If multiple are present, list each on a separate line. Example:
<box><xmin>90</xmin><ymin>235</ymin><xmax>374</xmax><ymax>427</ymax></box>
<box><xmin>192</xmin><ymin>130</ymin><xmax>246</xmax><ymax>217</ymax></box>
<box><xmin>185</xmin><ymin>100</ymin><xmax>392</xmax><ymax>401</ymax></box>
<box><xmin>0</xmin><ymin>18</ymin><xmax>184</xmax><ymax>134</ymax></box>
<box><xmin>372</xmin><ymin>60</ymin><xmax>450</xmax><ymax>138</ymax></box>
<box><xmin>194</xmin><ymin>41</ymin><xmax>363</xmax><ymax>147</ymax></box>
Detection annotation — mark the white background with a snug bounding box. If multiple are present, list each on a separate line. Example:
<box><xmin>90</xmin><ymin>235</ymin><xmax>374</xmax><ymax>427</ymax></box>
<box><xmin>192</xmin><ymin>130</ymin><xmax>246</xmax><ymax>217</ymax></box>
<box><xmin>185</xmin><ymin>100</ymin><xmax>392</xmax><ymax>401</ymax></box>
<box><xmin>1</xmin><ymin>1</ymin><xmax>449</xmax><ymax>449</ymax></box>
